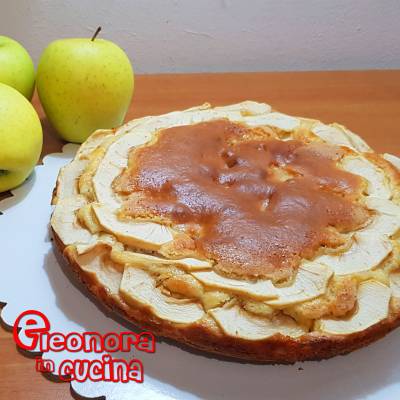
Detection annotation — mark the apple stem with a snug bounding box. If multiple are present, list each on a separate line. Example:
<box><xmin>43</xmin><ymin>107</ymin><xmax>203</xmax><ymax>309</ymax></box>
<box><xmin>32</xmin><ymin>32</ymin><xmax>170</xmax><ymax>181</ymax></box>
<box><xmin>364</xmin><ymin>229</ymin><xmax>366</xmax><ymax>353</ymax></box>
<box><xmin>91</xmin><ymin>26</ymin><xmax>102</xmax><ymax>41</ymax></box>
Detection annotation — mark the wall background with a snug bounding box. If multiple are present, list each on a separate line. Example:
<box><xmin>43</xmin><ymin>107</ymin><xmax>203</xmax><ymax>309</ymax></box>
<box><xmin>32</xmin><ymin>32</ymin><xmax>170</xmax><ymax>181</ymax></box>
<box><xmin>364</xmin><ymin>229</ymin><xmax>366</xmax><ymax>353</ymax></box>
<box><xmin>1</xmin><ymin>0</ymin><xmax>400</xmax><ymax>73</ymax></box>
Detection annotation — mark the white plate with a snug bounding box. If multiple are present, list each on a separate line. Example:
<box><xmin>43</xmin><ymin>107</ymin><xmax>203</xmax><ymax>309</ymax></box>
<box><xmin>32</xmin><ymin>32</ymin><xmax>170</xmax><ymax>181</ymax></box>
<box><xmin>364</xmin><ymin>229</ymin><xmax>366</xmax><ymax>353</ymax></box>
<box><xmin>1</xmin><ymin>144</ymin><xmax>400</xmax><ymax>400</ymax></box>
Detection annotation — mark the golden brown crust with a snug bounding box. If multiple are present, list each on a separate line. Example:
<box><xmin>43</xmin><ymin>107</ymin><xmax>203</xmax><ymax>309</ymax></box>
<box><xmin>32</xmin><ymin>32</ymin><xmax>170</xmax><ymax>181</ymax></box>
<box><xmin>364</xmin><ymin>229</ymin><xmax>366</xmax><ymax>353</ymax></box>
<box><xmin>52</xmin><ymin>227</ymin><xmax>400</xmax><ymax>363</ymax></box>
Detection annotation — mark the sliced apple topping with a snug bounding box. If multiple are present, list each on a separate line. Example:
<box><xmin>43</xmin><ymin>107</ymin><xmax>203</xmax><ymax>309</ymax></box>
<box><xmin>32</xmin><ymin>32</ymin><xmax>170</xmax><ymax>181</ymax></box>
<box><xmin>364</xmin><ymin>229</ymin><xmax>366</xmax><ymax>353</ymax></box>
<box><xmin>78</xmin><ymin>146</ymin><xmax>107</xmax><ymax>201</ymax></box>
<box><xmin>341</xmin><ymin>156</ymin><xmax>391</xmax><ymax>199</ymax></box>
<box><xmin>214</xmin><ymin>101</ymin><xmax>271</xmax><ymax>115</ymax></box>
<box><xmin>120</xmin><ymin>266</ymin><xmax>204</xmax><ymax>324</ymax></box>
<box><xmin>389</xmin><ymin>272</ymin><xmax>400</xmax><ymax>298</ymax></box>
<box><xmin>75</xmin><ymin>233</ymin><xmax>117</xmax><ymax>255</ymax></box>
<box><xmin>93</xmin><ymin>163</ymin><xmax>123</xmax><ymax>210</ymax></box>
<box><xmin>201</xmin><ymin>291</ymin><xmax>231</xmax><ymax>311</ymax></box>
<box><xmin>92</xmin><ymin>163</ymin><xmax>126</xmax><ymax>211</ymax></box>
<box><xmin>191</xmin><ymin>271</ymin><xmax>278</xmax><ymax>300</ymax></box>
<box><xmin>187</xmin><ymin>109</ymin><xmax>243</xmax><ymax>124</ymax></box>
<box><xmin>366</xmin><ymin>197</ymin><xmax>400</xmax><ymax>216</ymax></box>
<box><xmin>317</xmin><ymin>280</ymin><xmax>391</xmax><ymax>335</ymax></box>
<box><xmin>242</xmin><ymin>300</ymin><xmax>275</xmax><ymax>317</ymax></box>
<box><xmin>123</xmin><ymin>110</ymin><xmax>203</xmax><ymax>141</ymax></box>
<box><xmin>109</xmin><ymin>248</ymin><xmax>211</xmax><ymax>271</ymax></box>
<box><xmin>51</xmin><ymin>196</ymin><xmax>92</xmax><ymax>245</ymax></box>
<box><xmin>335</xmin><ymin>124</ymin><xmax>372</xmax><ymax>152</ymax></box>
<box><xmin>54</xmin><ymin>159</ymin><xmax>88</xmax><ymax>202</ymax></box>
<box><xmin>317</xmin><ymin>232</ymin><xmax>392</xmax><ymax>275</ymax></box>
<box><xmin>288</xmin><ymin>276</ymin><xmax>358</xmax><ymax>323</ymax></box>
<box><xmin>163</xmin><ymin>274</ymin><xmax>204</xmax><ymax>299</ymax></box>
<box><xmin>266</xmin><ymin>262</ymin><xmax>333</xmax><ymax>306</ymax></box>
<box><xmin>384</xmin><ymin>153</ymin><xmax>400</xmax><ymax>170</ymax></box>
<box><xmin>242</xmin><ymin>112</ymin><xmax>300</xmax><ymax>131</ymax></box>
<box><xmin>115</xmin><ymin>115</ymin><xmax>159</xmax><ymax>135</ymax></box>
<box><xmin>76</xmin><ymin>129</ymin><xmax>116</xmax><ymax>159</ymax></box>
<box><xmin>311</xmin><ymin>123</ymin><xmax>355</xmax><ymax>149</ymax></box>
<box><xmin>74</xmin><ymin>246</ymin><xmax>123</xmax><ymax>295</ymax></box>
<box><xmin>77</xmin><ymin>204</ymin><xmax>101</xmax><ymax>234</ymax></box>
<box><xmin>311</xmin><ymin>123</ymin><xmax>371</xmax><ymax>152</ymax></box>
<box><xmin>362</xmin><ymin>198</ymin><xmax>400</xmax><ymax>237</ymax></box>
<box><xmin>91</xmin><ymin>126</ymin><xmax>159</xmax><ymax>210</ymax></box>
<box><xmin>92</xmin><ymin>204</ymin><xmax>173</xmax><ymax>249</ymax></box>
<box><xmin>210</xmin><ymin>305</ymin><xmax>305</xmax><ymax>340</ymax></box>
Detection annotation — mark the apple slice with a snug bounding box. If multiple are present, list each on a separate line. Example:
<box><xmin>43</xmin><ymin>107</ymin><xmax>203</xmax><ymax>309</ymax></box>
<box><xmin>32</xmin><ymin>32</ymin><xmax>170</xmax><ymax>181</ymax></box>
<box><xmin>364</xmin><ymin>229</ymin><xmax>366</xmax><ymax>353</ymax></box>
<box><xmin>54</xmin><ymin>129</ymin><xmax>119</xmax><ymax>202</ymax></box>
<box><xmin>311</xmin><ymin>123</ymin><xmax>355</xmax><ymax>149</ymax></box>
<box><xmin>335</xmin><ymin>124</ymin><xmax>371</xmax><ymax>152</ymax></box>
<box><xmin>110</xmin><ymin>248</ymin><xmax>211</xmax><ymax>271</ymax></box>
<box><xmin>75</xmin><ymin>245</ymin><xmax>123</xmax><ymax>295</ymax></box>
<box><xmin>92</xmin><ymin>128</ymin><xmax>153</xmax><ymax>210</ymax></box>
<box><xmin>266</xmin><ymin>262</ymin><xmax>333</xmax><ymax>306</ymax></box>
<box><xmin>210</xmin><ymin>305</ymin><xmax>305</xmax><ymax>340</ymax></box>
<box><xmin>341</xmin><ymin>156</ymin><xmax>391</xmax><ymax>199</ymax></box>
<box><xmin>317</xmin><ymin>232</ymin><xmax>392</xmax><ymax>275</ymax></box>
<box><xmin>390</xmin><ymin>272</ymin><xmax>400</xmax><ymax>298</ymax></box>
<box><xmin>384</xmin><ymin>153</ymin><xmax>400</xmax><ymax>170</ymax></box>
<box><xmin>51</xmin><ymin>196</ymin><xmax>92</xmax><ymax>245</ymax></box>
<box><xmin>115</xmin><ymin>104</ymin><xmax>213</xmax><ymax>135</ymax></box>
<box><xmin>311</xmin><ymin>123</ymin><xmax>371</xmax><ymax>152</ymax></box>
<box><xmin>76</xmin><ymin>129</ymin><xmax>116</xmax><ymax>159</ymax></box>
<box><xmin>317</xmin><ymin>280</ymin><xmax>391</xmax><ymax>335</ymax></box>
<box><xmin>214</xmin><ymin>101</ymin><xmax>271</xmax><ymax>115</ymax></box>
<box><xmin>75</xmin><ymin>233</ymin><xmax>117</xmax><ymax>255</ymax></box>
<box><xmin>365</xmin><ymin>197</ymin><xmax>400</xmax><ymax>216</ymax></box>
<box><xmin>120</xmin><ymin>266</ymin><xmax>204</xmax><ymax>324</ymax></box>
<box><xmin>92</xmin><ymin>204</ymin><xmax>173</xmax><ymax>250</ymax></box>
<box><xmin>361</xmin><ymin>213</ymin><xmax>400</xmax><ymax>237</ymax></box>
<box><xmin>55</xmin><ymin>159</ymin><xmax>88</xmax><ymax>201</ymax></box>
<box><xmin>187</xmin><ymin>109</ymin><xmax>243</xmax><ymax>124</ymax></box>
<box><xmin>242</xmin><ymin>112</ymin><xmax>300</xmax><ymax>131</ymax></box>
<box><xmin>191</xmin><ymin>271</ymin><xmax>278</xmax><ymax>300</ymax></box>
<box><xmin>362</xmin><ymin>198</ymin><xmax>400</xmax><ymax>237</ymax></box>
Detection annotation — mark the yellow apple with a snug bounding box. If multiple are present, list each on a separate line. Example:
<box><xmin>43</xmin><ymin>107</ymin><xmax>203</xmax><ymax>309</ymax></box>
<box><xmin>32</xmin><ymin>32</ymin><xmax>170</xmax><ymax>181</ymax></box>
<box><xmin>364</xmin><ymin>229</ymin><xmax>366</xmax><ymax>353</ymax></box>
<box><xmin>0</xmin><ymin>36</ymin><xmax>35</xmax><ymax>100</ymax></box>
<box><xmin>0</xmin><ymin>83</ymin><xmax>43</xmax><ymax>193</ymax></box>
<box><xmin>36</xmin><ymin>29</ymin><xmax>134</xmax><ymax>143</ymax></box>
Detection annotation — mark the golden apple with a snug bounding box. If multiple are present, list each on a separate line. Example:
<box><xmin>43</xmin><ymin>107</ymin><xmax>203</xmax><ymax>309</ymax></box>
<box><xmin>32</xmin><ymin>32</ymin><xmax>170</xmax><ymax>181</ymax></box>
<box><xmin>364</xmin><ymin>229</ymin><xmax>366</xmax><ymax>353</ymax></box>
<box><xmin>36</xmin><ymin>29</ymin><xmax>134</xmax><ymax>143</ymax></box>
<box><xmin>0</xmin><ymin>36</ymin><xmax>35</xmax><ymax>100</ymax></box>
<box><xmin>0</xmin><ymin>83</ymin><xmax>43</xmax><ymax>192</ymax></box>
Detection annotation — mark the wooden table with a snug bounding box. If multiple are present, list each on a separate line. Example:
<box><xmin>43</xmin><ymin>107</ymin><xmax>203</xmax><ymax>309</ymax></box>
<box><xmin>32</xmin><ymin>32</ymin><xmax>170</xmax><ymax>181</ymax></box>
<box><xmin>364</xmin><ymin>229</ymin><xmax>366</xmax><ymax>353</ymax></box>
<box><xmin>1</xmin><ymin>70</ymin><xmax>400</xmax><ymax>399</ymax></box>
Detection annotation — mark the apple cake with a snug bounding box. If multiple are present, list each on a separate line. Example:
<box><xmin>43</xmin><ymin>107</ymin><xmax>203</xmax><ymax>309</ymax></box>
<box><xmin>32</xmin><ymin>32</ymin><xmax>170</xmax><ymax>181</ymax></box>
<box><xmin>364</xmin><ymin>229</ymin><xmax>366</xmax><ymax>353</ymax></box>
<box><xmin>51</xmin><ymin>101</ymin><xmax>400</xmax><ymax>362</ymax></box>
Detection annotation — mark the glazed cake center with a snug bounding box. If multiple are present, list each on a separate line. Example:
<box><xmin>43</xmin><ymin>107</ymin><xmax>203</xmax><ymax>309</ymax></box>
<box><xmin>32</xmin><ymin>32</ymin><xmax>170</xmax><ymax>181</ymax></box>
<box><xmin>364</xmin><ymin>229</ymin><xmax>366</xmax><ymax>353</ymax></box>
<box><xmin>115</xmin><ymin>119</ymin><xmax>369</xmax><ymax>281</ymax></box>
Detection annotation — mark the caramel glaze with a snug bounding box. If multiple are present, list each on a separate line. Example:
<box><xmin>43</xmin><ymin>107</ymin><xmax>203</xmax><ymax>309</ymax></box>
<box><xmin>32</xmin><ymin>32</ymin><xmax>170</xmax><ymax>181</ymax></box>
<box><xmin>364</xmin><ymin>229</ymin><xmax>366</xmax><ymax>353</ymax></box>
<box><xmin>116</xmin><ymin>120</ymin><xmax>369</xmax><ymax>281</ymax></box>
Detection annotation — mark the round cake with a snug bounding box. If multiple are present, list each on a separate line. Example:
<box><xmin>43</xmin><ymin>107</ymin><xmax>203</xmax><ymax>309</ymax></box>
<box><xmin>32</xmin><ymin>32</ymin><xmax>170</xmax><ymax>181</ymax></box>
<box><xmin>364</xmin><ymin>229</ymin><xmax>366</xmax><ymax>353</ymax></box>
<box><xmin>51</xmin><ymin>101</ymin><xmax>400</xmax><ymax>363</ymax></box>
